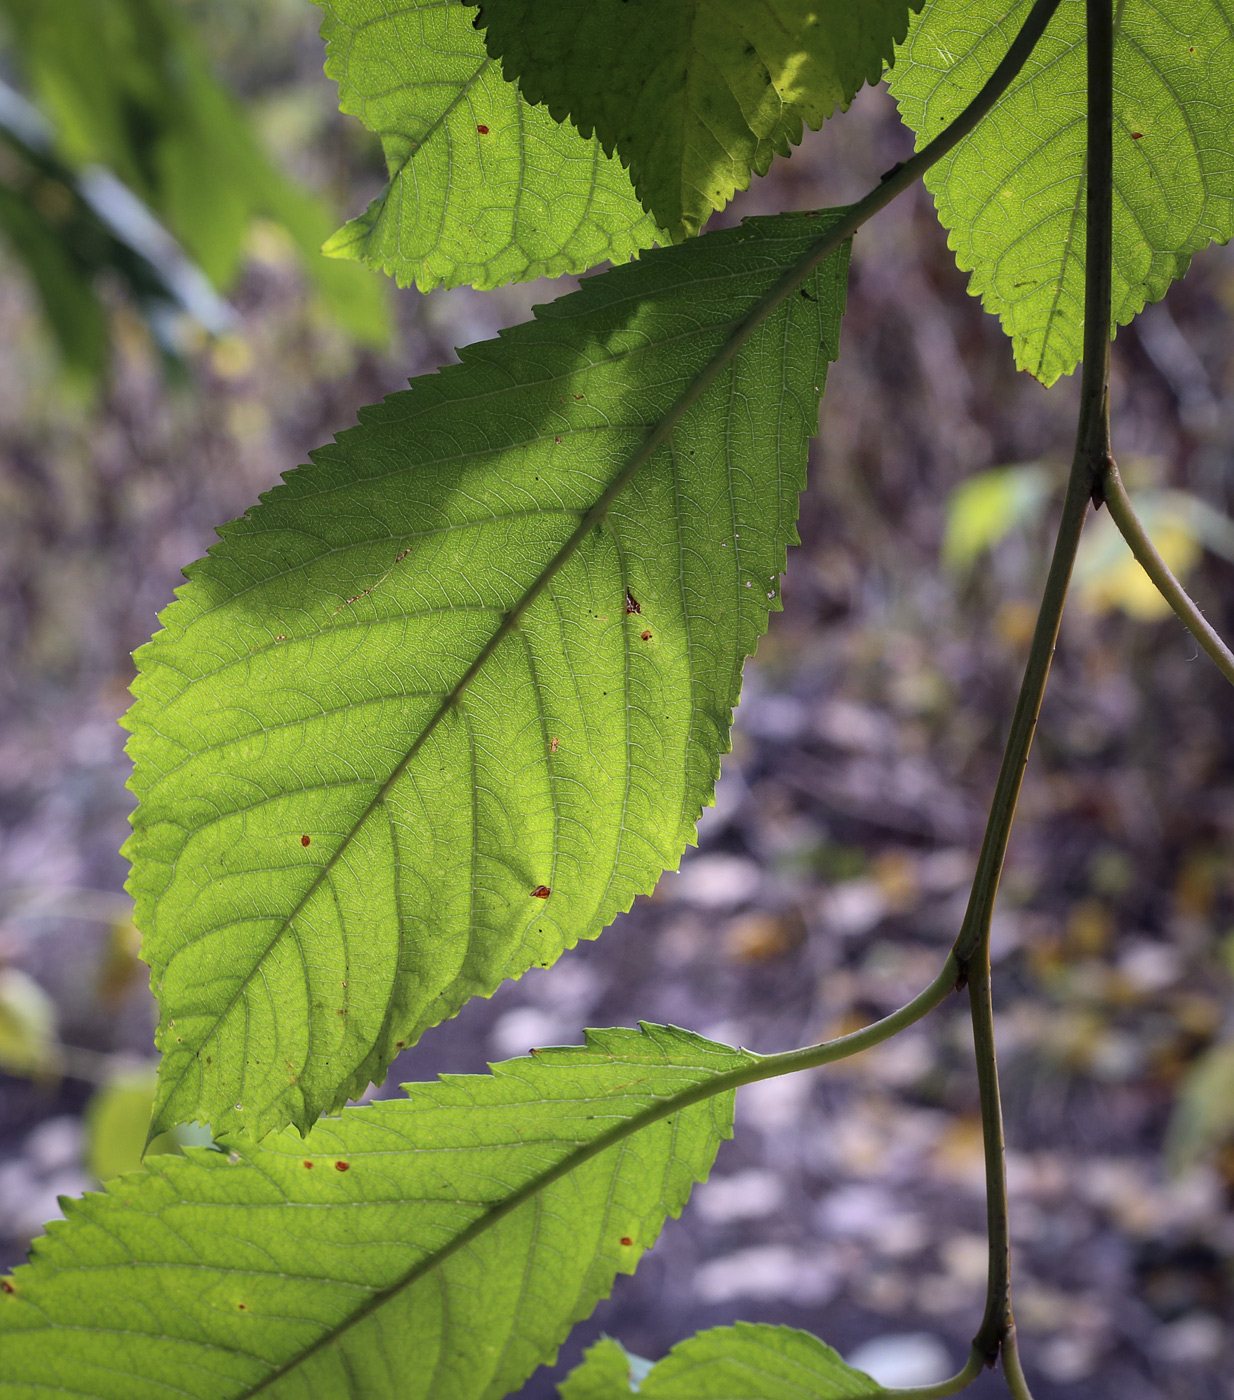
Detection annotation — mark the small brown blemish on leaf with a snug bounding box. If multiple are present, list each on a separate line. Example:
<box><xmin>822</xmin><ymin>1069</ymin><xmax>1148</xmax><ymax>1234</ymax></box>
<box><xmin>624</xmin><ymin>589</ymin><xmax>641</xmax><ymax>614</ymax></box>
<box><xmin>303</xmin><ymin>1160</ymin><xmax>314</xmax><ymax>1169</ymax></box>
<box><xmin>620</xmin><ymin>1237</ymin><xmax>633</xmax><ymax>1247</ymax></box>
<box><xmin>1131</xmin><ymin>131</ymin><xmax>1143</xmax><ymax>139</ymax></box>
<box><xmin>1</xmin><ymin>1280</ymin><xmax>14</xmax><ymax>1294</ymax></box>
<box><xmin>237</xmin><ymin>1302</ymin><xmax>248</xmax><ymax>1311</ymax></box>
<box><xmin>395</xmin><ymin>1040</ymin><xmax>405</xmax><ymax>1049</ymax></box>
<box><xmin>800</xmin><ymin>288</ymin><xmax>817</xmax><ymax>302</ymax></box>
<box><xmin>640</xmin><ymin>630</ymin><xmax>652</xmax><ymax>641</ymax></box>
<box><xmin>572</xmin><ymin>393</ymin><xmax>584</xmax><ymax>400</ymax></box>
<box><xmin>531</xmin><ymin>885</ymin><xmax>551</xmax><ymax>898</ymax></box>
<box><xmin>335</xmin><ymin>1160</ymin><xmax>350</xmax><ymax>1172</ymax></box>
<box><xmin>301</xmin><ymin>834</ymin><xmax>311</xmax><ymax>847</ymax></box>
<box><xmin>476</xmin><ymin>124</ymin><xmax>489</xmax><ymax>134</ymax></box>
<box><xmin>549</xmin><ymin>736</ymin><xmax>559</xmax><ymax>753</ymax></box>
<box><xmin>274</xmin><ymin>634</ymin><xmax>288</xmax><ymax>641</ymax></box>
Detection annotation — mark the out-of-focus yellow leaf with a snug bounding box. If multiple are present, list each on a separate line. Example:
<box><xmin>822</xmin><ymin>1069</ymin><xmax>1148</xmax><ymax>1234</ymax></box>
<box><xmin>0</xmin><ymin>966</ymin><xmax>59</xmax><ymax>1075</ymax></box>
<box><xmin>1168</xmin><ymin>1039</ymin><xmax>1234</xmax><ymax>1174</ymax></box>
<box><xmin>942</xmin><ymin>464</ymin><xmax>1051</xmax><ymax>573</ymax></box>
<box><xmin>1073</xmin><ymin>488</ymin><xmax>1234</xmax><ymax>620</ymax></box>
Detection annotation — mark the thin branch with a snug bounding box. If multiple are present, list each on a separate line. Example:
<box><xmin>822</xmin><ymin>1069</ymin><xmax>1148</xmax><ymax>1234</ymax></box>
<box><xmin>1100</xmin><ymin>464</ymin><xmax>1234</xmax><ymax>686</ymax></box>
<box><xmin>882</xmin><ymin>1348</ymin><xmax>985</xmax><ymax>1399</ymax></box>
<box><xmin>955</xmin><ymin>0</ymin><xmax>1114</xmax><ymax>1372</ymax></box>
<box><xmin>1001</xmin><ymin>1329</ymin><xmax>1038</xmax><ymax>1400</ymax></box>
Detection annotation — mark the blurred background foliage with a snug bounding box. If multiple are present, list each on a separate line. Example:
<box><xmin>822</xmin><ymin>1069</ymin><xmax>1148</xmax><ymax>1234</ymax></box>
<box><xmin>0</xmin><ymin>3</ymin><xmax>1233</xmax><ymax>1396</ymax></box>
<box><xmin>0</xmin><ymin>0</ymin><xmax>387</xmax><ymax>378</ymax></box>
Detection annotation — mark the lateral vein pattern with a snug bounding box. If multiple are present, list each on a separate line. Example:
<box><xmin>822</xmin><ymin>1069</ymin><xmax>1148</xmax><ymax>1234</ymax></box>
<box><xmin>125</xmin><ymin>210</ymin><xmax>850</xmax><ymax>1138</ymax></box>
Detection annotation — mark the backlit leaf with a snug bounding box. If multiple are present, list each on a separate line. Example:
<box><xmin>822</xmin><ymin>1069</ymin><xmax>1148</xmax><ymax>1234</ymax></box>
<box><xmin>125</xmin><ymin>210</ymin><xmax>850</xmax><ymax>1138</ymax></box>
<box><xmin>318</xmin><ymin>0</ymin><xmax>662</xmax><ymax>290</ymax></box>
<box><xmin>0</xmin><ymin>1026</ymin><xmax>751</xmax><ymax>1400</ymax></box>
<box><xmin>889</xmin><ymin>0</ymin><xmax>1234</xmax><ymax>384</ymax></box>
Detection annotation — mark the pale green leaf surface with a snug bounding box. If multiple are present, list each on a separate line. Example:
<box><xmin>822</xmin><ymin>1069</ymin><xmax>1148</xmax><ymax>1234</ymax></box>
<box><xmin>126</xmin><ymin>210</ymin><xmax>850</xmax><ymax>1139</ymax></box>
<box><xmin>889</xmin><ymin>0</ymin><xmax>1234</xmax><ymax>385</ymax></box>
<box><xmin>0</xmin><ymin>1025</ymin><xmax>752</xmax><ymax>1400</ymax></box>
<box><xmin>560</xmin><ymin>1324</ymin><xmax>884</xmax><ymax>1400</ymax></box>
<box><xmin>471</xmin><ymin>0</ymin><xmax>919</xmax><ymax>239</ymax></box>
<box><xmin>318</xmin><ymin>0</ymin><xmax>662</xmax><ymax>291</ymax></box>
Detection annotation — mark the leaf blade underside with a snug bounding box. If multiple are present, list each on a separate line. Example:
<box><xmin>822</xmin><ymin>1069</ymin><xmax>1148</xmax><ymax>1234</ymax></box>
<box><xmin>318</xmin><ymin>0</ymin><xmax>663</xmax><ymax>290</ymax></box>
<box><xmin>889</xmin><ymin>0</ymin><xmax>1234</xmax><ymax>385</ymax></box>
<box><xmin>470</xmin><ymin>0</ymin><xmax>920</xmax><ymax>240</ymax></box>
<box><xmin>126</xmin><ymin>210</ymin><xmax>851</xmax><ymax>1139</ymax></box>
<box><xmin>560</xmin><ymin>1325</ymin><xmax>885</xmax><ymax>1400</ymax></box>
<box><xmin>0</xmin><ymin>1026</ymin><xmax>753</xmax><ymax>1400</ymax></box>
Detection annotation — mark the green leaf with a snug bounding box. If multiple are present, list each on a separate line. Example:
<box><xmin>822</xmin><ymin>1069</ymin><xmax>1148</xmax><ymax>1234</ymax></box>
<box><xmin>561</xmin><ymin>1324</ymin><xmax>885</xmax><ymax>1399</ymax></box>
<box><xmin>0</xmin><ymin>1025</ymin><xmax>753</xmax><ymax>1400</ymax></box>
<box><xmin>889</xmin><ymin>0</ymin><xmax>1234</xmax><ymax>385</ymax></box>
<box><xmin>317</xmin><ymin>0</ymin><xmax>663</xmax><ymax>292</ymax></box>
<box><xmin>125</xmin><ymin>208</ymin><xmax>850</xmax><ymax>1140</ymax></box>
<box><xmin>1167</xmin><ymin>1037</ymin><xmax>1234</xmax><ymax>1173</ymax></box>
<box><xmin>471</xmin><ymin>0</ymin><xmax>919</xmax><ymax>240</ymax></box>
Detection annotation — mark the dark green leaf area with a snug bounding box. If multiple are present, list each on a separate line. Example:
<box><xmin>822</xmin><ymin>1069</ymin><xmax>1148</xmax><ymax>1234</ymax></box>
<box><xmin>0</xmin><ymin>1027</ymin><xmax>752</xmax><ymax>1400</ymax></box>
<box><xmin>889</xmin><ymin>0</ymin><xmax>1234</xmax><ymax>384</ymax></box>
<box><xmin>560</xmin><ymin>1324</ymin><xmax>885</xmax><ymax>1399</ymax></box>
<box><xmin>318</xmin><ymin>0</ymin><xmax>661</xmax><ymax>290</ymax></box>
<box><xmin>470</xmin><ymin>0</ymin><xmax>919</xmax><ymax>239</ymax></box>
<box><xmin>126</xmin><ymin>209</ymin><xmax>850</xmax><ymax>1140</ymax></box>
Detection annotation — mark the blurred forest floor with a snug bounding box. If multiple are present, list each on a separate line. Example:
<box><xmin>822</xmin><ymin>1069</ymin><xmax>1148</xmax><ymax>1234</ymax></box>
<box><xmin>1</xmin><ymin>6</ymin><xmax>1233</xmax><ymax>1398</ymax></box>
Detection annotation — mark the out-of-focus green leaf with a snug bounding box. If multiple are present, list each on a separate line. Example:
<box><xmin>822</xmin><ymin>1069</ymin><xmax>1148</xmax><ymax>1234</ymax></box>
<box><xmin>941</xmin><ymin>463</ymin><xmax>1051</xmax><ymax>573</ymax></box>
<box><xmin>318</xmin><ymin>0</ymin><xmax>662</xmax><ymax>292</ymax></box>
<box><xmin>0</xmin><ymin>967</ymin><xmax>59</xmax><ymax>1076</ymax></box>
<box><xmin>84</xmin><ymin>1066</ymin><xmax>212</xmax><ymax>1182</ymax></box>
<box><xmin>0</xmin><ymin>0</ymin><xmax>389</xmax><ymax>345</ymax></box>
<box><xmin>561</xmin><ymin>1324</ymin><xmax>885</xmax><ymax>1399</ymax></box>
<box><xmin>471</xmin><ymin>0</ymin><xmax>920</xmax><ymax>241</ymax></box>
<box><xmin>1168</xmin><ymin>1038</ymin><xmax>1234</xmax><ymax>1174</ymax></box>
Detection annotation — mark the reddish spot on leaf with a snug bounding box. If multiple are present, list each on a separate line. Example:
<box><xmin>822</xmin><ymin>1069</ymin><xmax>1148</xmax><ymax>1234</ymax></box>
<box><xmin>301</xmin><ymin>834</ymin><xmax>311</xmax><ymax>847</ymax></box>
<box><xmin>335</xmin><ymin>1160</ymin><xmax>350</xmax><ymax>1172</ymax></box>
<box><xmin>640</xmin><ymin>630</ymin><xmax>652</xmax><ymax>641</ymax></box>
<box><xmin>1131</xmin><ymin>131</ymin><xmax>1143</xmax><ymax>139</ymax></box>
<box><xmin>476</xmin><ymin>124</ymin><xmax>489</xmax><ymax>134</ymax></box>
<box><xmin>531</xmin><ymin>885</ymin><xmax>551</xmax><ymax>898</ymax></box>
<box><xmin>620</xmin><ymin>1237</ymin><xmax>633</xmax><ymax>1247</ymax></box>
<box><xmin>624</xmin><ymin>589</ymin><xmax>641</xmax><ymax>614</ymax></box>
<box><xmin>303</xmin><ymin>1160</ymin><xmax>314</xmax><ymax>1169</ymax></box>
<box><xmin>237</xmin><ymin>1302</ymin><xmax>248</xmax><ymax>1311</ymax></box>
<box><xmin>0</xmin><ymin>1280</ymin><xmax>14</xmax><ymax>1294</ymax></box>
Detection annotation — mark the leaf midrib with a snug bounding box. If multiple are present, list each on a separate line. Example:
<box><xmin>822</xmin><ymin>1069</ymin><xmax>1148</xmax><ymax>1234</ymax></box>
<box><xmin>148</xmin><ymin>235</ymin><xmax>841</xmax><ymax>1132</ymax></box>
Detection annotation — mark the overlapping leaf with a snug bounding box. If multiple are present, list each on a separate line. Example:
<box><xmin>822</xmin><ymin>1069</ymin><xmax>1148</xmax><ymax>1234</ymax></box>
<box><xmin>126</xmin><ymin>209</ymin><xmax>850</xmax><ymax>1139</ymax></box>
<box><xmin>0</xmin><ymin>1025</ymin><xmax>751</xmax><ymax>1400</ymax></box>
<box><xmin>889</xmin><ymin>0</ymin><xmax>1234</xmax><ymax>384</ymax></box>
<box><xmin>471</xmin><ymin>0</ymin><xmax>919</xmax><ymax>239</ymax></box>
<box><xmin>561</xmin><ymin>1325</ymin><xmax>884</xmax><ymax>1400</ymax></box>
<box><xmin>318</xmin><ymin>0</ymin><xmax>662</xmax><ymax>291</ymax></box>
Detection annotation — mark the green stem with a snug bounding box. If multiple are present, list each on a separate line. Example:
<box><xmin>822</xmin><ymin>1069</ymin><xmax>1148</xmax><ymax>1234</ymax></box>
<box><xmin>956</xmin><ymin>0</ymin><xmax>1114</xmax><ymax>1372</ymax></box>
<box><xmin>1099</xmin><ymin>464</ymin><xmax>1234</xmax><ymax>687</ymax></box>
<box><xmin>883</xmin><ymin>1348</ymin><xmax>985</xmax><ymax>1399</ymax></box>
<box><xmin>1001</xmin><ymin>1329</ymin><xmax>1037</xmax><ymax>1400</ymax></box>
